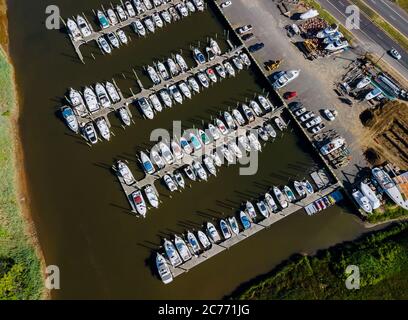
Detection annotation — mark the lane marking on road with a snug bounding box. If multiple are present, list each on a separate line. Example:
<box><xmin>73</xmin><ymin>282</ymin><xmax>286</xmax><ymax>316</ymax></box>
<box><xmin>380</xmin><ymin>0</ymin><xmax>408</xmax><ymax>25</ymax></box>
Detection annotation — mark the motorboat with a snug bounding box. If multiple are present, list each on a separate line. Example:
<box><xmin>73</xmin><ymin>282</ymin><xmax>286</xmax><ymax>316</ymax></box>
<box><xmin>293</xmin><ymin>180</ymin><xmax>307</xmax><ymax>198</ymax></box>
<box><xmin>239</xmin><ymin>211</ymin><xmax>251</xmax><ymax>230</ymax></box>
<box><xmin>239</xmin><ymin>52</ymin><xmax>251</xmax><ymax>66</ymax></box>
<box><xmin>316</xmin><ymin>24</ymin><xmax>339</xmax><ymax>38</ymax></box>
<box><xmin>116</xmin><ymin>5</ymin><xmax>128</xmax><ymax>21</ymax></box>
<box><xmin>265</xmin><ymin>193</ymin><xmax>278</xmax><ymax>213</ymax></box>
<box><xmin>203</xmin><ymin>155</ymin><xmax>217</xmax><ymax>176</ymax></box>
<box><xmin>206</xmin><ymin>68</ymin><xmax>217</xmax><ymax>83</ymax></box>
<box><xmin>221</xmin><ymin>146</ymin><xmax>234</xmax><ymax>164</ymax></box>
<box><xmin>160</xmin><ymin>10</ymin><xmax>172</xmax><ymax>24</ymax></box>
<box><xmin>325</xmin><ymin>40</ymin><xmax>349</xmax><ymax>51</ymax></box>
<box><xmin>159</xmin><ymin>142</ymin><xmax>174</xmax><ymax>164</ymax></box>
<box><xmin>159</xmin><ymin>89</ymin><xmax>173</xmax><ymax>108</ymax></box>
<box><xmin>176</xmin><ymin>3</ymin><xmax>189</xmax><ymax>17</ymax></box>
<box><xmin>132</xmin><ymin>20</ymin><xmax>146</xmax><ymax>37</ymax></box>
<box><xmin>107</xmin><ymin>9</ymin><xmax>118</xmax><ymax>26</ymax></box>
<box><xmin>197</xmin><ymin>230</ymin><xmax>211</xmax><ymax>250</ymax></box>
<box><xmin>247</xmin><ymin>132</ymin><xmax>261</xmax><ymax>151</ymax></box>
<box><xmin>117</xmin><ymin>160</ymin><xmax>135</xmax><ymax>186</ymax></box>
<box><xmin>258</xmin><ymin>95</ymin><xmax>272</xmax><ymax>112</ymax></box>
<box><xmin>193</xmin><ymin>0</ymin><xmax>205</xmax><ymax>11</ymax></box>
<box><xmin>186</xmin><ymin>231</ymin><xmax>201</xmax><ymax>255</ymax></box>
<box><xmin>273</xmin><ymin>186</ymin><xmax>288</xmax><ymax>209</ymax></box>
<box><xmin>175</xmin><ymin>54</ymin><xmax>189</xmax><ymax>72</ymax></box>
<box><xmin>68</xmin><ymin>88</ymin><xmax>87</xmax><ymax>116</ymax></box>
<box><xmin>198</xmin><ymin>129</ymin><xmax>211</xmax><ymax>145</ymax></box>
<box><xmin>238</xmin><ymin>135</ymin><xmax>251</xmax><ymax>152</ymax></box>
<box><xmin>105</xmin><ymin>81</ymin><xmax>121</xmax><ymax>103</ymax></box>
<box><xmin>125</xmin><ymin>1</ymin><xmax>136</xmax><ymax>17</ymax></box>
<box><xmin>283</xmin><ymin>185</ymin><xmax>296</xmax><ymax>202</ymax></box>
<box><xmin>250</xmin><ymin>100</ymin><xmax>263</xmax><ymax>116</ymax></box>
<box><xmin>206</xmin><ymin>47</ymin><xmax>216</xmax><ymax>61</ymax></box>
<box><xmin>169</xmin><ymin>85</ymin><xmax>183</xmax><ymax>104</ymax></box>
<box><xmin>228</xmin><ymin>216</ymin><xmax>240</xmax><ymax>235</ymax></box>
<box><xmin>360</xmin><ymin>182</ymin><xmax>381</xmax><ymax>210</ymax></box>
<box><xmin>171</xmin><ymin>140</ymin><xmax>184</xmax><ymax>160</ymax></box>
<box><xmin>196</xmin><ymin>72</ymin><xmax>209</xmax><ymax>88</ymax></box>
<box><xmin>272</xmin><ymin>70</ymin><xmax>300</xmax><ymax>89</ymax></box>
<box><xmin>300</xmin><ymin>8</ymin><xmax>319</xmax><ymax>20</ymax></box>
<box><xmin>153</xmin><ymin>12</ymin><xmax>164</xmax><ymax>28</ymax></box>
<box><xmin>188</xmin><ymin>77</ymin><xmax>200</xmax><ymax>93</ymax></box>
<box><xmin>156</xmin><ymin>253</ymin><xmax>173</xmax><ymax>284</ymax></box>
<box><xmin>320</xmin><ymin>138</ymin><xmax>345</xmax><ymax>155</ymax></box>
<box><xmin>83</xmin><ymin>87</ymin><xmax>100</xmax><ymax>113</ymax></box>
<box><xmin>144</xmin><ymin>17</ymin><xmax>155</xmax><ymax>33</ymax></box>
<box><xmin>215</xmin><ymin>64</ymin><xmax>226</xmax><ymax>79</ymax></box>
<box><xmin>183</xmin><ymin>164</ymin><xmax>197</xmax><ymax>181</ymax></box>
<box><xmin>131</xmin><ymin>189</ymin><xmax>147</xmax><ymax>216</ymax></box>
<box><xmin>163</xmin><ymin>238</ymin><xmax>182</xmax><ymax>267</ymax></box>
<box><xmin>84</xmin><ymin>123</ymin><xmax>98</xmax><ymax>144</ymax></box>
<box><xmin>178</xmin><ymin>81</ymin><xmax>192</xmax><ymax>99</ymax></box>
<box><xmin>147</xmin><ymin>65</ymin><xmax>161</xmax><ymax>85</ymax></box>
<box><xmin>189</xmin><ymin>132</ymin><xmax>202</xmax><ymax>151</ymax></box>
<box><xmin>274</xmin><ymin>116</ymin><xmax>287</xmax><ymax>131</ymax></box>
<box><xmin>232</xmin><ymin>56</ymin><xmax>243</xmax><ymax>70</ymax></box>
<box><xmin>169</xmin><ymin>7</ymin><xmax>180</xmax><ymax>21</ymax></box>
<box><xmin>356</xmin><ymin>76</ymin><xmax>371</xmax><ymax>90</ymax></box>
<box><xmin>67</xmin><ymin>18</ymin><xmax>82</xmax><ymax>41</ymax></box>
<box><xmin>97</xmin><ymin>36</ymin><xmax>112</xmax><ymax>54</ymax></box>
<box><xmin>209</xmin><ymin>38</ymin><xmax>221</xmax><ymax>55</ymax></box>
<box><xmin>215</xmin><ymin>118</ymin><xmax>228</xmax><ymax>135</ymax></box>
<box><xmin>95</xmin><ymin>83</ymin><xmax>111</xmax><ymax>108</ymax></box>
<box><xmin>138</xmin><ymin>97</ymin><xmax>155</xmax><ymax>119</ymax></box>
<box><xmin>167</xmin><ymin>58</ymin><xmax>180</xmax><ymax>77</ymax></box>
<box><xmin>97</xmin><ymin>10</ymin><xmax>110</xmax><ymax>29</ymax></box>
<box><xmin>228</xmin><ymin>141</ymin><xmax>243</xmax><ymax>159</ymax></box>
<box><xmin>140</xmin><ymin>151</ymin><xmax>155</xmax><ymax>174</ymax></box>
<box><xmin>150</xmin><ymin>147</ymin><xmax>166</xmax><ymax>169</ymax></box>
<box><xmin>322</xmin><ymin>31</ymin><xmax>343</xmax><ymax>44</ymax></box>
<box><xmin>352</xmin><ymin>190</ymin><xmax>372</xmax><ymax>214</ymax></box>
<box><xmin>246</xmin><ymin>201</ymin><xmax>257</xmax><ymax>220</ymax></box>
<box><xmin>303</xmin><ymin>180</ymin><xmax>314</xmax><ymax>195</ymax></box>
<box><xmin>76</xmin><ymin>15</ymin><xmax>92</xmax><ymax>38</ymax></box>
<box><xmin>257</xmin><ymin>200</ymin><xmax>270</xmax><ymax>218</ymax></box>
<box><xmin>180</xmin><ymin>137</ymin><xmax>193</xmax><ymax>154</ymax></box>
<box><xmin>242</xmin><ymin>104</ymin><xmax>255</xmax><ymax>122</ymax></box>
<box><xmin>149</xmin><ymin>94</ymin><xmax>163</xmax><ymax>112</ymax></box>
<box><xmin>257</xmin><ymin>127</ymin><xmax>269</xmax><ymax>142</ymax></box>
<box><xmin>208</xmin><ymin>123</ymin><xmax>221</xmax><ymax>140</ymax></box>
<box><xmin>224</xmin><ymin>111</ymin><xmax>237</xmax><ymax>130</ymax></box>
<box><xmin>232</xmin><ymin>109</ymin><xmax>246</xmax><ymax>126</ymax></box>
<box><xmin>155</xmin><ymin>62</ymin><xmax>170</xmax><ymax>82</ymax></box>
<box><xmin>372</xmin><ymin>167</ymin><xmax>407</xmax><ymax>209</ymax></box>
<box><xmin>206</xmin><ymin>222</ymin><xmax>221</xmax><ymax>243</ymax></box>
<box><xmin>192</xmin><ymin>160</ymin><xmax>207</xmax><ymax>181</ymax></box>
<box><xmin>220</xmin><ymin>219</ymin><xmax>232</xmax><ymax>240</ymax></box>
<box><xmin>107</xmin><ymin>32</ymin><xmax>120</xmax><ymax>49</ymax></box>
<box><xmin>193</xmin><ymin>48</ymin><xmax>206</xmax><ymax>64</ymax></box>
<box><xmin>61</xmin><ymin>107</ymin><xmax>79</xmax><ymax>133</ymax></box>
<box><xmin>224</xmin><ymin>61</ymin><xmax>235</xmax><ymax>77</ymax></box>
<box><xmin>174</xmin><ymin>171</ymin><xmax>185</xmax><ymax>189</ymax></box>
<box><xmin>143</xmin><ymin>0</ymin><xmax>153</xmax><ymax>10</ymax></box>
<box><xmin>163</xmin><ymin>174</ymin><xmax>178</xmax><ymax>192</ymax></box>
<box><xmin>211</xmin><ymin>151</ymin><xmax>223</xmax><ymax>167</ymax></box>
<box><xmin>133</xmin><ymin>0</ymin><xmax>146</xmax><ymax>15</ymax></box>
<box><xmin>264</xmin><ymin>123</ymin><xmax>277</xmax><ymax>138</ymax></box>
<box><xmin>186</xmin><ymin>1</ymin><xmax>196</xmax><ymax>13</ymax></box>
<box><xmin>144</xmin><ymin>185</ymin><xmax>159</xmax><ymax>208</ymax></box>
<box><xmin>365</xmin><ymin>87</ymin><xmax>382</xmax><ymax>100</ymax></box>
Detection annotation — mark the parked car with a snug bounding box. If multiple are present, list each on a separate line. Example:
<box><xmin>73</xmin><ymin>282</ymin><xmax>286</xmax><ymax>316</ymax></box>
<box><xmin>309</xmin><ymin>123</ymin><xmax>326</xmax><ymax>134</ymax></box>
<box><xmin>237</xmin><ymin>24</ymin><xmax>253</xmax><ymax>35</ymax></box>
<box><xmin>389</xmin><ymin>48</ymin><xmax>402</xmax><ymax>60</ymax></box>
<box><xmin>220</xmin><ymin>1</ymin><xmax>232</xmax><ymax>8</ymax></box>
<box><xmin>323</xmin><ymin>109</ymin><xmax>337</xmax><ymax>121</ymax></box>
<box><xmin>300</xmin><ymin>111</ymin><xmax>315</xmax><ymax>122</ymax></box>
<box><xmin>284</xmin><ymin>91</ymin><xmax>297</xmax><ymax>100</ymax></box>
<box><xmin>241</xmin><ymin>33</ymin><xmax>254</xmax><ymax>41</ymax></box>
<box><xmin>248</xmin><ymin>42</ymin><xmax>264</xmax><ymax>52</ymax></box>
<box><xmin>288</xmin><ymin>101</ymin><xmax>303</xmax><ymax>111</ymax></box>
<box><xmin>305</xmin><ymin>116</ymin><xmax>322</xmax><ymax>128</ymax></box>
<box><xmin>294</xmin><ymin>107</ymin><xmax>307</xmax><ymax>117</ymax></box>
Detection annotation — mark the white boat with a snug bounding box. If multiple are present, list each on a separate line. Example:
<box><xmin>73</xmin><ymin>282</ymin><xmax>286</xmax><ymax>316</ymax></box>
<box><xmin>221</xmin><ymin>146</ymin><xmax>234</xmax><ymax>164</ymax></box>
<box><xmin>144</xmin><ymin>17</ymin><xmax>155</xmax><ymax>33</ymax></box>
<box><xmin>96</xmin><ymin>118</ymin><xmax>110</xmax><ymax>141</ymax></box>
<box><xmin>274</xmin><ymin>116</ymin><xmax>287</xmax><ymax>131</ymax></box>
<box><xmin>178</xmin><ymin>81</ymin><xmax>192</xmax><ymax>99</ymax></box>
<box><xmin>232</xmin><ymin>56</ymin><xmax>243</xmax><ymax>70</ymax></box>
<box><xmin>228</xmin><ymin>141</ymin><xmax>243</xmax><ymax>159</ymax></box>
<box><xmin>61</xmin><ymin>107</ymin><xmax>79</xmax><ymax>133</ymax></box>
<box><xmin>264</xmin><ymin>123</ymin><xmax>277</xmax><ymax>138</ymax></box>
<box><xmin>107</xmin><ymin>32</ymin><xmax>120</xmax><ymax>48</ymax></box>
<box><xmin>175</xmin><ymin>54</ymin><xmax>189</xmax><ymax>72</ymax></box>
<box><xmin>153</xmin><ymin>12</ymin><xmax>164</xmax><ymax>28</ymax></box>
<box><xmin>193</xmin><ymin>0</ymin><xmax>205</xmax><ymax>11</ymax></box>
<box><xmin>67</xmin><ymin>18</ymin><xmax>82</xmax><ymax>41</ymax></box>
<box><xmin>193</xmin><ymin>48</ymin><xmax>206</xmax><ymax>64</ymax></box>
<box><xmin>174</xmin><ymin>171</ymin><xmax>185</xmax><ymax>189</ymax></box>
<box><xmin>228</xmin><ymin>216</ymin><xmax>240</xmax><ymax>235</ymax></box>
<box><xmin>138</xmin><ymin>97</ymin><xmax>155</xmax><ymax>119</ymax></box>
<box><xmin>257</xmin><ymin>127</ymin><xmax>269</xmax><ymax>141</ymax></box>
<box><xmin>224</xmin><ymin>111</ymin><xmax>236</xmax><ymax>130</ymax></box>
<box><xmin>131</xmin><ymin>189</ymin><xmax>147</xmax><ymax>216</ymax></box>
<box><xmin>176</xmin><ymin>3</ymin><xmax>189</xmax><ymax>17</ymax></box>
<box><xmin>320</xmin><ymin>138</ymin><xmax>345</xmax><ymax>155</ymax></box>
<box><xmin>167</xmin><ymin>58</ymin><xmax>180</xmax><ymax>76</ymax></box>
<box><xmin>83</xmin><ymin>87</ymin><xmax>100</xmax><ymax>113</ymax></box>
<box><xmin>197</xmin><ymin>230</ymin><xmax>211</xmax><ymax>250</ymax></box>
<box><xmin>209</xmin><ymin>38</ymin><xmax>221</xmax><ymax>55</ymax></box>
<box><xmin>249</xmin><ymin>100</ymin><xmax>263</xmax><ymax>116</ymax></box>
<box><xmin>189</xmin><ymin>132</ymin><xmax>202</xmax><ymax>151</ymax></box>
<box><xmin>183</xmin><ymin>164</ymin><xmax>197</xmax><ymax>181</ymax></box>
<box><xmin>159</xmin><ymin>142</ymin><xmax>174</xmax><ymax>165</ymax></box>
<box><xmin>207</xmin><ymin>222</ymin><xmax>221</xmax><ymax>243</ymax></box>
<box><xmin>322</xmin><ymin>31</ymin><xmax>343</xmax><ymax>44</ymax></box>
<box><xmin>117</xmin><ymin>160</ymin><xmax>135</xmax><ymax>185</ymax></box>
<box><xmin>84</xmin><ymin>123</ymin><xmax>98</xmax><ymax>144</ymax></box>
<box><xmin>258</xmin><ymin>95</ymin><xmax>272</xmax><ymax>112</ymax></box>
<box><xmin>206</xmin><ymin>47</ymin><xmax>216</xmax><ymax>61</ymax></box>
<box><xmin>206</xmin><ymin>68</ymin><xmax>217</xmax><ymax>83</ymax></box>
<box><xmin>169</xmin><ymin>85</ymin><xmax>183</xmax><ymax>104</ymax></box>
<box><xmin>133</xmin><ymin>0</ymin><xmax>146</xmax><ymax>15</ymax></box>
<box><xmin>180</xmin><ymin>137</ymin><xmax>193</xmax><ymax>154</ymax></box>
<box><xmin>325</xmin><ymin>40</ymin><xmax>349</xmax><ymax>51</ymax></box>
<box><xmin>147</xmin><ymin>65</ymin><xmax>161</xmax><ymax>85</ymax></box>
<box><xmin>107</xmin><ymin>9</ymin><xmax>118</xmax><ymax>26</ymax></box>
<box><xmin>248</xmin><ymin>131</ymin><xmax>261</xmax><ymax>151</ymax></box>
<box><xmin>76</xmin><ymin>15</ymin><xmax>92</xmax><ymax>38</ymax></box>
<box><xmin>192</xmin><ymin>160</ymin><xmax>207</xmax><ymax>181</ymax></box>
<box><xmin>208</xmin><ymin>123</ymin><xmax>221</xmax><ymax>140</ymax></box>
<box><xmin>196</xmin><ymin>72</ymin><xmax>209</xmax><ymax>88</ymax></box>
<box><xmin>69</xmin><ymin>88</ymin><xmax>87</xmax><ymax>116</ymax></box>
<box><xmin>293</xmin><ymin>180</ymin><xmax>307</xmax><ymax>198</ymax></box>
<box><xmin>164</xmin><ymin>174</ymin><xmax>178</xmax><ymax>192</ymax></box>
<box><xmin>125</xmin><ymin>1</ymin><xmax>136</xmax><ymax>17</ymax></box>
<box><xmin>186</xmin><ymin>1</ymin><xmax>196</xmax><ymax>13</ymax></box>
<box><xmin>303</xmin><ymin>180</ymin><xmax>314</xmax><ymax>195</ymax></box>
<box><xmin>187</xmin><ymin>231</ymin><xmax>201</xmax><ymax>255</ymax></box>
<box><xmin>97</xmin><ymin>36</ymin><xmax>112</xmax><ymax>54</ymax></box>
<box><xmin>156</xmin><ymin>253</ymin><xmax>173</xmax><ymax>284</ymax></box>
<box><xmin>157</xmin><ymin>61</ymin><xmax>170</xmax><ymax>81</ymax></box>
<box><xmin>238</xmin><ymin>135</ymin><xmax>251</xmax><ymax>152</ymax></box>
<box><xmin>140</xmin><ymin>151</ymin><xmax>155</xmax><ymax>174</ymax></box>
<box><xmin>95</xmin><ymin>83</ymin><xmax>111</xmax><ymax>108</ymax></box>
<box><xmin>188</xmin><ymin>77</ymin><xmax>200</xmax><ymax>93</ymax></box>
<box><xmin>356</xmin><ymin>76</ymin><xmax>371</xmax><ymax>90</ymax></box>
<box><xmin>224</xmin><ymin>61</ymin><xmax>235</xmax><ymax>77</ymax></box>
<box><xmin>215</xmin><ymin>118</ymin><xmax>228</xmax><ymax>135</ymax></box>
<box><xmin>203</xmin><ymin>155</ymin><xmax>217</xmax><ymax>176</ymax></box>
<box><xmin>246</xmin><ymin>201</ymin><xmax>257</xmax><ymax>220</ymax></box>
<box><xmin>242</xmin><ymin>104</ymin><xmax>255</xmax><ymax>122</ymax></box>
<box><xmin>143</xmin><ymin>0</ymin><xmax>153</xmax><ymax>10</ymax></box>
<box><xmin>265</xmin><ymin>193</ymin><xmax>278</xmax><ymax>213</ymax></box>
<box><xmin>372</xmin><ymin>167</ymin><xmax>407</xmax><ymax>209</ymax></box>
<box><xmin>283</xmin><ymin>185</ymin><xmax>296</xmax><ymax>203</ymax></box>
<box><xmin>365</xmin><ymin>87</ymin><xmax>382</xmax><ymax>100</ymax></box>
<box><xmin>257</xmin><ymin>200</ymin><xmax>269</xmax><ymax>218</ymax></box>
<box><xmin>149</xmin><ymin>94</ymin><xmax>163</xmax><ymax>112</ymax></box>
<box><xmin>132</xmin><ymin>20</ymin><xmax>146</xmax><ymax>37</ymax></box>
<box><xmin>300</xmin><ymin>9</ymin><xmax>319</xmax><ymax>20</ymax></box>
<box><xmin>116</xmin><ymin>5</ymin><xmax>128</xmax><ymax>21</ymax></box>
<box><xmin>151</xmin><ymin>147</ymin><xmax>166</xmax><ymax>169</ymax></box>
<box><xmin>316</xmin><ymin>24</ymin><xmax>339</xmax><ymax>38</ymax></box>
<box><xmin>163</xmin><ymin>239</ymin><xmax>182</xmax><ymax>267</ymax></box>
<box><xmin>220</xmin><ymin>219</ymin><xmax>232</xmax><ymax>240</ymax></box>
<box><xmin>169</xmin><ymin>7</ymin><xmax>180</xmax><ymax>21</ymax></box>
<box><xmin>215</xmin><ymin>64</ymin><xmax>226</xmax><ymax>79</ymax></box>
<box><xmin>239</xmin><ymin>52</ymin><xmax>251</xmax><ymax>66</ymax></box>
<box><xmin>171</xmin><ymin>140</ymin><xmax>184</xmax><ymax>160</ymax></box>
<box><xmin>240</xmin><ymin>211</ymin><xmax>251</xmax><ymax>229</ymax></box>
<box><xmin>161</xmin><ymin>10</ymin><xmax>172</xmax><ymax>24</ymax></box>
<box><xmin>105</xmin><ymin>81</ymin><xmax>121</xmax><ymax>103</ymax></box>
<box><xmin>273</xmin><ymin>186</ymin><xmax>288</xmax><ymax>209</ymax></box>
<box><xmin>97</xmin><ymin>10</ymin><xmax>111</xmax><ymax>29</ymax></box>
<box><xmin>360</xmin><ymin>182</ymin><xmax>381</xmax><ymax>210</ymax></box>
<box><xmin>272</xmin><ymin>70</ymin><xmax>300</xmax><ymax>89</ymax></box>
<box><xmin>232</xmin><ymin>109</ymin><xmax>246</xmax><ymax>126</ymax></box>
<box><xmin>117</xmin><ymin>106</ymin><xmax>130</xmax><ymax>125</ymax></box>
<box><xmin>159</xmin><ymin>89</ymin><xmax>173</xmax><ymax>108</ymax></box>
<box><xmin>352</xmin><ymin>190</ymin><xmax>372</xmax><ymax>214</ymax></box>
<box><xmin>211</xmin><ymin>151</ymin><xmax>223</xmax><ymax>167</ymax></box>
<box><xmin>117</xmin><ymin>30</ymin><xmax>128</xmax><ymax>45</ymax></box>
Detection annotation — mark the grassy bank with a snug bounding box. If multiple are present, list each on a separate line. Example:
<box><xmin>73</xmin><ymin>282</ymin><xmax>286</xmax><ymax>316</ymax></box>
<box><xmin>0</xmin><ymin>46</ymin><xmax>43</xmax><ymax>299</ymax></box>
<box><xmin>367</xmin><ymin>204</ymin><xmax>408</xmax><ymax>224</ymax></box>
<box><xmin>233</xmin><ymin>222</ymin><xmax>408</xmax><ymax>299</ymax></box>
<box><xmin>395</xmin><ymin>0</ymin><xmax>408</xmax><ymax>14</ymax></box>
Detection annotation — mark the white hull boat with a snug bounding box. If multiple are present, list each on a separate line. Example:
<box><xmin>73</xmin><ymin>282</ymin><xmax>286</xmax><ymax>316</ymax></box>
<box><xmin>178</xmin><ymin>81</ymin><xmax>192</xmax><ymax>99</ymax></box>
<box><xmin>159</xmin><ymin>89</ymin><xmax>173</xmax><ymax>108</ymax></box>
<box><xmin>273</xmin><ymin>186</ymin><xmax>288</xmax><ymax>209</ymax></box>
<box><xmin>156</xmin><ymin>253</ymin><xmax>173</xmax><ymax>284</ymax></box>
<box><xmin>131</xmin><ymin>189</ymin><xmax>147</xmax><ymax>216</ymax></box>
<box><xmin>118</xmin><ymin>107</ymin><xmax>131</xmax><ymax>126</ymax></box>
<box><xmin>174</xmin><ymin>235</ymin><xmax>192</xmax><ymax>262</ymax></box>
<box><xmin>95</xmin><ymin>83</ymin><xmax>111</xmax><ymax>108</ymax></box>
<box><xmin>76</xmin><ymin>15</ymin><xmax>92</xmax><ymax>38</ymax></box>
<box><xmin>164</xmin><ymin>239</ymin><xmax>182</xmax><ymax>267</ymax></box>
<box><xmin>149</xmin><ymin>94</ymin><xmax>163</xmax><ymax>112</ymax></box>
<box><xmin>117</xmin><ymin>160</ymin><xmax>135</xmax><ymax>185</ymax></box>
<box><xmin>197</xmin><ymin>230</ymin><xmax>211</xmax><ymax>250</ymax></box>
<box><xmin>144</xmin><ymin>185</ymin><xmax>159</xmax><ymax>208</ymax></box>
<box><xmin>140</xmin><ymin>151</ymin><xmax>155</xmax><ymax>174</ymax></box>
<box><xmin>352</xmin><ymin>190</ymin><xmax>373</xmax><ymax>214</ymax></box>
<box><xmin>67</xmin><ymin>18</ymin><xmax>82</xmax><ymax>41</ymax></box>
<box><xmin>169</xmin><ymin>85</ymin><xmax>183</xmax><ymax>104</ymax></box>
<box><xmin>138</xmin><ymin>97</ymin><xmax>155</xmax><ymax>119</ymax></box>
<box><xmin>188</xmin><ymin>77</ymin><xmax>200</xmax><ymax>93</ymax></box>
<box><xmin>175</xmin><ymin>54</ymin><xmax>189</xmax><ymax>72</ymax></box>
<box><xmin>61</xmin><ymin>106</ymin><xmax>79</xmax><ymax>133</ymax></box>
<box><xmin>83</xmin><ymin>87</ymin><xmax>100</xmax><ymax>113</ymax></box>
<box><xmin>207</xmin><ymin>222</ymin><xmax>221</xmax><ymax>243</ymax></box>
<box><xmin>105</xmin><ymin>81</ymin><xmax>121</xmax><ymax>103</ymax></box>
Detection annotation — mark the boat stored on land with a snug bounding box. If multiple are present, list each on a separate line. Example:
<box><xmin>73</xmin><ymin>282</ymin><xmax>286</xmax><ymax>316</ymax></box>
<box><xmin>352</xmin><ymin>189</ymin><xmax>373</xmax><ymax>214</ymax></box>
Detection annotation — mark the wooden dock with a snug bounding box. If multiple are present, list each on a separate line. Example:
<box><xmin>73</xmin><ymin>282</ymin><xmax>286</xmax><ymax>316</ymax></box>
<box><xmin>169</xmin><ymin>182</ymin><xmax>341</xmax><ymax>278</ymax></box>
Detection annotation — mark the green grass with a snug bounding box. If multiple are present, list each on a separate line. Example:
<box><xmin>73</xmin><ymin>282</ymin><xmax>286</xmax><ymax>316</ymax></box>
<box><xmin>367</xmin><ymin>204</ymin><xmax>408</xmax><ymax>224</ymax></box>
<box><xmin>0</xmin><ymin>48</ymin><xmax>43</xmax><ymax>300</ymax></box>
<box><xmin>395</xmin><ymin>0</ymin><xmax>408</xmax><ymax>14</ymax></box>
<box><xmin>232</xmin><ymin>222</ymin><xmax>408</xmax><ymax>300</ymax></box>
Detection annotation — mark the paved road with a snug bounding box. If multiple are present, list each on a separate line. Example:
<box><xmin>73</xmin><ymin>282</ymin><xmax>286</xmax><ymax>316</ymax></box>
<box><xmin>364</xmin><ymin>0</ymin><xmax>408</xmax><ymax>38</ymax></box>
<box><xmin>318</xmin><ymin>0</ymin><xmax>408</xmax><ymax>80</ymax></box>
